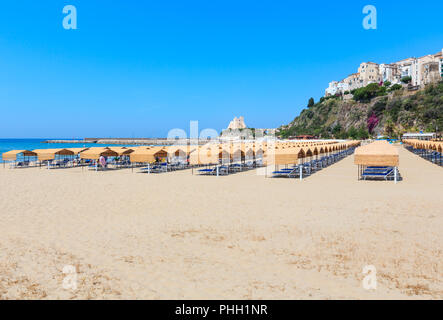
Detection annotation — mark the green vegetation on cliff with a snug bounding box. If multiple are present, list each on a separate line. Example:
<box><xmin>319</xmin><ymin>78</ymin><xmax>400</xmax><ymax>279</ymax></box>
<box><xmin>278</xmin><ymin>80</ymin><xmax>443</xmax><ymax>139</ymax></box>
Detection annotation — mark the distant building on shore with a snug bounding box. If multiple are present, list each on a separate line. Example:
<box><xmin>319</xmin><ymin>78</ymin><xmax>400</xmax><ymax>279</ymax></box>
<box><xmin>222</xmin><ymin>116</ymin><xmax>276</xmax><ymax>139</ymax></box>
<box><xmin>402</xmin><ymin>132</ymin><xmax>436</xmax><ymax>141</ymax></box>
<box><xmin>227</xmin><ymin>116</ymin><xmax>247</xmax><ymax>130</ymax></box>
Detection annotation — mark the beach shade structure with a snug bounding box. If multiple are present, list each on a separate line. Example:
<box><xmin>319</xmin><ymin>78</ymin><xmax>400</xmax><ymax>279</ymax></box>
<box><xmin>105</xmin><ymin>147</ymin><xmax>135</xmax><ymax>168</ymax></box>
<box><xmin>403</xmin><ymin>139</ymin><xmax>442</xmax><ymax>167</ymax></box>
<box><xmin>231</xmin><ymin>144</ymin><xmax>246</xmax><ymax>163</ymax></box>
<box><xmin>129</xmin><ymin>147</ymin><xmax>167</xmax><ymax>163</ymax></box>
<box><xmin>166</xmin><ymin>145</ymin><xmax>196</xmax><ymax>163</ymax></box>
<box><xmin>302</xmin><ymin>147</ymin><xmax>313</xmax><ymax>159</ymax></box>
<box><xmin>2</xmin><ymin>150</ymin><xmax>38</xmax><ymax>168</ymax></box>
<box><xmin>65</xmin><ymin>147</ymin><xmax>89</xmax><ymax>155</ymax></box>
<box><xmin>32</xmin><ymin>148</ymin><xmax>92</xmax><ymax>168</ymax></box>
<box><xmin>219</xmin><ymin>145</ymin><xmax>232</xmax><ymax>164</ymax></box>
<box><xmin>148</xmin><ymin>147</ymin><xmax>168</xmax><ymax>162</ymax></box>
<box><xmin>311</xmin><ymin>147</ymin><xmax>319</xmax><ymax>156</ymax></box>
<box><xmin>245</xmin><ymin>145</ymin><xmax>255</xmax><ymax>161</ymax></box>
<box><xmin>188</xmin><ymin>147</ymin><xmax>201</xmax><ymax>166</ymax></box>
<box><xmin>189</xmin><ymin>145</ymin><xmax>219</xmax><ymax>176</ymax></box>
<box><xmin>271</xmin><ymin>147</ymin><xmax>305</xmax><ymax>165</ymax></box>
<box><xmin>190</xmin><ymin>145</ymin><xmax>219</xmax><ymax>166</ymax></box>
<box><xmin>254</xmin><ymin>145</ymin><xmax>265</xmax><ymax>161</ymax></box>
<box><xmin>2</xmin><ymin>150</ymin><xmax>37</xmax><ymax>161</ymax></box>
<box><xmin>80</xmin><ymin>148</ymin><xmax>119</xmax><ymax>160</ymax></box>
<box><xmin>129</xmin><ymin>148</ymin><xmax>153</xmax><ymax>163</ymax></box>
<box><xmin>65</xmin><ymin>148</ymin><xmax>90</xmax><ymax>166</ymax></box>
<box><xmin>108</xmin><ymin>147</ymin><xmax>134</xmax><ymax>156</ymax></box>
<box><xmin>32</xmin><ymin>148</ymin><xmax>78</xmax><ymax>162</ymax></box>
<box><xmin>354</xmin><ymin>141</ymin><xmax>400</xmax><ymax>183</ymax></box>
<box><xmin>268</xmin><ymin>147</ymin><xmax>307</xmax><ymax>180</ymax></box>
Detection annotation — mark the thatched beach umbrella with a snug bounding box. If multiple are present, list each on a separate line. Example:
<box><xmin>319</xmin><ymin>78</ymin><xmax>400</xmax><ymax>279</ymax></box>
<box><xmin>33</xmin><ymin>149</ymin><xmax>76</xmax><ymax>161</ymax></box>
<box><xmin>2</xmin><ymin>150</ymin><xmax>37</xmax><ymax>161</ymax></box>
<box><xmin>108</xmin><ymin>147</ymin><xmax>134</xmax><ymax>156</ymax></box>
<box><xmin>80</xmin><ymin>148</ymin><xmax>119</xmax><ymax>160</ymax></box>
<box><xmin>129</xmin><ymin>147</ymin><xmax>167</xmax><ymax>163</ymax></box>
<box><xmin>354</xmin><ymin>141</ymin><xmax>400</xmax><ymax>183</ymax></box>
<box><xmin>271</xmin><ymin>147</ymin><xmax>305</xmax><ymax>165</ymax></box>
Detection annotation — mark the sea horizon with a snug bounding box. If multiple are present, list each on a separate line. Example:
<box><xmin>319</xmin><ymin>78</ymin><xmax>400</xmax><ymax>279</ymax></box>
<box><xmin>0</xmin><ymin>138</ymin><xmax>147</xmax><ymax>162</ymax></box>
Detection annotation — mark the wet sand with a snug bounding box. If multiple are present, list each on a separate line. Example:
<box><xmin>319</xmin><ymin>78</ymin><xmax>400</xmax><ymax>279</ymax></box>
<box><xmin>0</xmin><ymin>146</ymin><xmax>442</xmax><ymax>299</ymax></box>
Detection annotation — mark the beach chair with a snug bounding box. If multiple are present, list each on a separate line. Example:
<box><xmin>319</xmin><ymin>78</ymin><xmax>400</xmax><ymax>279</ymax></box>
<box><xmin>198</xmin><ymin>167</ymin><xmax>217</xmax><ymax>175</ymax></box>
<box><xmin>229</xmin><ymin>163</ymin><xmax>243</xmax><ymax>173</ymax></box>
<box><xmin>272</xmin><ymin>166</ymin><xmax>299</xmax><ymax>178</ymax></box>
<box><xmin>10</xmin><ymin>161</ymin><xmax>21</xmax><ymax>169</ymax></box>
<box><xmin>198</xmin><ymin>166</ymin><xmax>228</xmax><ymax>176</ymax></box>
<box><xmin>143</xmin><ymin>163</ymin><xmax>168</xmax><ymax>173</ymax></box>
<box><xmin>362</xmin><ymin>166</ymin><xmax>395</xmax><ymax>181</ymax></box>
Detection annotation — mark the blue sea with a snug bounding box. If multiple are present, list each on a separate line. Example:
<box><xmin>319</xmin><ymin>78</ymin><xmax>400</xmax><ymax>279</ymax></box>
<box><xmin>0</xmin><ymin>139</ymin><xmax>139</xmax><ymax>162</ymax></box>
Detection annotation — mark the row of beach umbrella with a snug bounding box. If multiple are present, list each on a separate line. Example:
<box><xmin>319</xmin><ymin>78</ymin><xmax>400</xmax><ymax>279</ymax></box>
<box><xmin>2</xmin><ymin>140</ymin><xmax>361</xmax><ymax>165</ymax></box>
<box><xmin>402</xmin><ymin>139</ymin><xmax>443</xmax><ymax>152</ymax></box>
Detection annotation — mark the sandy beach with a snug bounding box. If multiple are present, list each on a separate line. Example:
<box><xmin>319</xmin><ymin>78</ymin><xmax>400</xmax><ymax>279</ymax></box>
<box><xmin>0</xmin><ymin>145</ymin><xmax>442</xmax><ymax>299</ymax></box>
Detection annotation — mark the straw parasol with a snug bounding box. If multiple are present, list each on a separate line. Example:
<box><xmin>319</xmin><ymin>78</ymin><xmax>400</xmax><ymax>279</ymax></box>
<box><xmin>271</xmin><ymin>147</ymin><xmax>305</xmax><ymax>165</ymax></box>
<box><xmin>108</xmin><ymin>147</ymin><xmax>134</xmax><ymax>156</ymax></box>
<box><xmin>188</xmin><ymin>145</ymin><xmax>218</xmax><ymax>165</ymax></box>
<box><xmin>129</xmin><ymin>147</ymin><xmax>167</xmax><ymax>163</ymax></box>
<box><xmin>354</xmin><ymin>141</ymin><xmax>399</xmax><ymax>167</ymax></box>
<box><xmin>66</xmin><ymin>148</ymin><xmax>89</xmax><ymax>154</ymax></box>
<box><xmin>32</xmin><ymin>149</ymin><xmax>76</xmax><ymax>161</ymax></box>
<box><xmin>2</xmin><ymin>150</ymin><xmax>37</xmax><ymax>161</ymax></box>
<box><xmin>80</xmin><ymin>148</ymin><xmax>119</xmax><ymax>160</ymax></box>
<box><xmin>166</xmin><ymin>145</ymin><xmax>196</xmax><ymax>158</ymax></box>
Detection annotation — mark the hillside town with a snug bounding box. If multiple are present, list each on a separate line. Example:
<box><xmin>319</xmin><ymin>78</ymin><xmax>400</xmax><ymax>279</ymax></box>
<box><xmin>325</xmin><ymin>49</ymin><xmax>443</xmax><ymax>96</ymax></box>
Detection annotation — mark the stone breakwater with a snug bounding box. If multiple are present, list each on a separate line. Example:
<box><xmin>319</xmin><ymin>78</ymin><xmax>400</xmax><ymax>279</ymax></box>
<box><xmin>44</xmin><ymin>138</ymin><xmax>211</xmax><ymax>145</ymax></box>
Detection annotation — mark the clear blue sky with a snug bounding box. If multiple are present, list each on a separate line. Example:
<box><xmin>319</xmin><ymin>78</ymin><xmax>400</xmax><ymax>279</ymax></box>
<box><xmin>0</xmin><ymin>0</ymin><xmax>442</xmax><ymax>138</ymax></box>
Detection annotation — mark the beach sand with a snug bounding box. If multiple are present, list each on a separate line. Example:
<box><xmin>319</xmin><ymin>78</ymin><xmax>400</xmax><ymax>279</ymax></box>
<box><xmin>0</xmin><ymin>146</ymin><xmax>442</xmax><ymax>299</ymax></box>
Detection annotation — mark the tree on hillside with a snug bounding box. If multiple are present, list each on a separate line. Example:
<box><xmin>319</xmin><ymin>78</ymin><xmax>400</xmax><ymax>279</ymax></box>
<box><xmin>389</xmin><ymin>84</ymin><xmax>402</xmax><ymax>92</ymax></box>
<box><xmin>384</xmin><ymin>119</ymin><xmax>395</xmax><ymax>137</ymax></box>
<box><xmin>308</xmin><ymin>97</ymin><xmax>315</xmax><ymax>108</ymax></box>
<box><xmin>332</xmin><ymin>124</ymin><xmax>342</xmax><ymax>137</ymax></box>
<box><xmin>401</xmin><ymin>76</ymin><xmax>412</xmax><ymax>84</ymax></box>
<box><xmin>353</xmin><ymin>83</ymin><xmax>384</xmax><ymax>102</ymax></box>
<box><xmin>357</xmin><ymin>127</ymin><xmax>369</xmax><ymax>140</ymax></box>
<box><xmin>347</xmin><ymin>127</ymin><xmax>358</xmax><ymax>139</ymax></box>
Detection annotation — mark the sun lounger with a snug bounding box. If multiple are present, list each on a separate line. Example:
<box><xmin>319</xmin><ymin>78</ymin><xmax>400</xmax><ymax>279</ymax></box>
<box><xmin>272</xmin><ymin>166</ymin><xmax>300</xmax><ymax>178</ymax></box>
<box><xmin>11</xmin><ymin>161</ymin><xmax>30</xmax><ymax>168</ymax></box>
<box><xmin>198</xmin><ymin>166</ymin><xmax>228</xmax><ymax>176</ymax></box>
<box><xmin>362</xmin><ymin>166</ymin><xmax>395</xmax><ymax>180</ymax></box>
<box><xmin>198</xmin><ymin>168</ymin><xmax>217</xmax><ymax>175</ymax></box>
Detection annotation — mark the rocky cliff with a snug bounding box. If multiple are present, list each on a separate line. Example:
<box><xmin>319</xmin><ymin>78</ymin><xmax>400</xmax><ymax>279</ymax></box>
<box><xmin>278</xmin><ymin>81</ymin><xmax>443</xmax><ymax>139</ymax></box>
